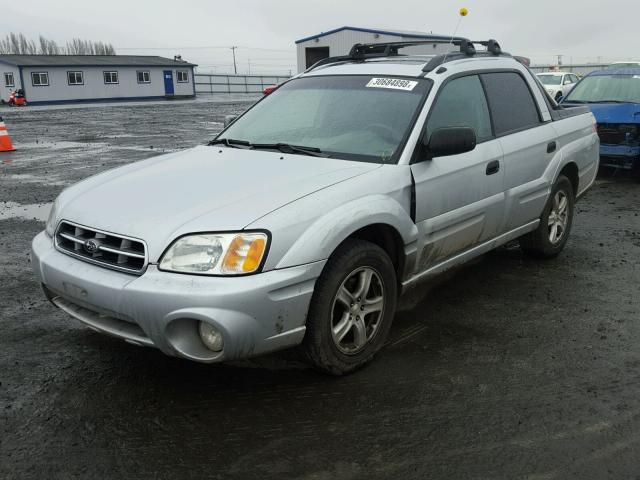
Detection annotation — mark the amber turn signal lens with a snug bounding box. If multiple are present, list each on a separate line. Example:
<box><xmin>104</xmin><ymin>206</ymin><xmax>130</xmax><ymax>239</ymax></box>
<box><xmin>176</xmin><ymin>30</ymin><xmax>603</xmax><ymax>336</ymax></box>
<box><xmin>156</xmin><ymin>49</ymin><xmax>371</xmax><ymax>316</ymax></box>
<box><xmin>243</xmin><ymin>238</ymin><xmax>266</xmax><ymax>272</ymax></box>
<box><xmin>221</xmin><ymin>234</ymin><xmax>267</xmax><ymax>274</ymax></box>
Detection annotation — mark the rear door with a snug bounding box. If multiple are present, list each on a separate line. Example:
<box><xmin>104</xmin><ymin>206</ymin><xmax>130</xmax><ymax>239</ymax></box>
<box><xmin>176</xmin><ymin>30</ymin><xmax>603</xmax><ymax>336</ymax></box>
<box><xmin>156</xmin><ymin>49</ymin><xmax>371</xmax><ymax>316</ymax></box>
<box><xmin>480</xmin><ymin>71</ymin><xmax>558</xmax><ymax>230</ymax></box>
<box><xmin>410</xmin><ymin>74</ymin><xmax>505</xmax><ymax>271</ymax></box>
<box><xmin>163</xmin><ymin>70</ymin><xmax>174</xmax><ymax>95</ymax></box>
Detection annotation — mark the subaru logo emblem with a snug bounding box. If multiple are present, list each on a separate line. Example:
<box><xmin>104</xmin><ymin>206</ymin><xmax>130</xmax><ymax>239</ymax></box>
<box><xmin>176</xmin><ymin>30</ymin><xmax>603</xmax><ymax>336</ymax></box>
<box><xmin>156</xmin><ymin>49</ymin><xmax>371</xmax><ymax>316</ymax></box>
<box><xmin>84</xmin><ymin>239</ymin><xmax>99</xmax><ymax>253</ymax></box>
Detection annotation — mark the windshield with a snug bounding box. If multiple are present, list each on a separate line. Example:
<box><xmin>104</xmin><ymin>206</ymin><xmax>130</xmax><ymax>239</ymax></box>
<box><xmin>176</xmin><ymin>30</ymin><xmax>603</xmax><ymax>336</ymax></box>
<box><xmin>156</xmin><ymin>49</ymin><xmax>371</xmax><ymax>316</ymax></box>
<box><xmin>537</xmin><ymin>74</ymin><xmax>562</xmax><ymax>85</ymax></box>
<box><xmin>217</xmin><ymin>75</ymin><xmax>431</xmax><ymax>163</ymax></box>
<box><xmin>564</xmin><ymin>74</ymin><xmax>640</xmax><ymax>103</ymax></box>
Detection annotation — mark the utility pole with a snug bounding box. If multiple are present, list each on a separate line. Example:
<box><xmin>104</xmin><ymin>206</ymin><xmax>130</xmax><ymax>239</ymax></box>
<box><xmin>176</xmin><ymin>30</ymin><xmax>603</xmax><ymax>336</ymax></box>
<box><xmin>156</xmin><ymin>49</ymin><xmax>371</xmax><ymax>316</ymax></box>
<box><xmin>230</xmin><ymin>46</ymin><xmax>238</xmax><ymax>75</ymax></box>
<box><xmin>557</xmin><ymin>54</ymin><xmax>563</xmax><ymax>67</ymax></box>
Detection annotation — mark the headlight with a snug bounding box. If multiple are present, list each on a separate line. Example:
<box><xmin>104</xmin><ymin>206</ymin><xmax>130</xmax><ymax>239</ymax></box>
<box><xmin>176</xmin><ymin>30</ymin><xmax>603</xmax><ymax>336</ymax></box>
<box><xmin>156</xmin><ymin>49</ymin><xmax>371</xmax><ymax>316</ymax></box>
<box><xmin>45</xmin><ymin>198</ymin><xmax>59</xmax><ymax>237</ymax></box>
<box><xmin>159</xmin><ymin>232</ymin><xmax>268</xmax><ymax>275</ymax></box>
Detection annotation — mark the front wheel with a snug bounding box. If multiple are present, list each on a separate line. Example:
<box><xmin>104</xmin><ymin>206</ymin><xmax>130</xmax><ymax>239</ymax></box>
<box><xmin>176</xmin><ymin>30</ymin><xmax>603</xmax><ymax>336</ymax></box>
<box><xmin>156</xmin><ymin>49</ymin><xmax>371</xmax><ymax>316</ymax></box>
<box><xmin>302</xmin><ymin>239</ymin><xmax>397</xmax><ymax>375</ymax></box>
<box><xmin>520</xmin><ymin>175</ymin><xmax>575</xmax><ymax>258</ymax></box>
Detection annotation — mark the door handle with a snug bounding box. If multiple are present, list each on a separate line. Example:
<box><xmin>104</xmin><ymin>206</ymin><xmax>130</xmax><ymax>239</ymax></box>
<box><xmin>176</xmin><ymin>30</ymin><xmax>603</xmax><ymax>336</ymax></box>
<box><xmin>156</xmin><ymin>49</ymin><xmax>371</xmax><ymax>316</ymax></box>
<box><xmin>486</xmin><ymin>160</ymin><xmax>500</xmax><ymax>175</ymax></box>
<box><xmin>547</xmin><ymin>141</ymin><xmax>557</xmax><ymax>153</ymax></box>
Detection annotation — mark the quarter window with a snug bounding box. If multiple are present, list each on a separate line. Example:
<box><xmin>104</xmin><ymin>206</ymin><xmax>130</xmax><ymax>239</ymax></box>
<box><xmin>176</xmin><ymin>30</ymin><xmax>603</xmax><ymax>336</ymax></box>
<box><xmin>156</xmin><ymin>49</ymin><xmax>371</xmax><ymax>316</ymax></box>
<box><xmin>31</xmin><ymin>72</ymin><xmax>49</xmax><ymax>86</ymax></box>
<box><xmin>426</xmin><ymin>75</ymin><xmax>493</xmax><ymax>143</ymax></box>
<box><xmin>137</xmin><ymin>71</ymin><xmax>150</xmax><ymax>83</ymax></box>
<box><xmin>176</xmin><ymin>70</ymin><xmax>189</xmax><ymax>83</ymax></box>
<box><xmin>480</xmin><ymin>72</ymin><xmax>541</xmax><ymax>135</ymax></box>
<box><xmin>4</xmin><ymin>72</ymin><xmax>14</xmax><ymax>87</ymax></box>
<box><xmin>67</xmin><ymin>71</ymin><xmax>84</xmax><ymax>85</ymax></box>
<box><xmin>103</xmin><ymin>71</ymin><xmax>118</xmax><ymax>84</ymax></box>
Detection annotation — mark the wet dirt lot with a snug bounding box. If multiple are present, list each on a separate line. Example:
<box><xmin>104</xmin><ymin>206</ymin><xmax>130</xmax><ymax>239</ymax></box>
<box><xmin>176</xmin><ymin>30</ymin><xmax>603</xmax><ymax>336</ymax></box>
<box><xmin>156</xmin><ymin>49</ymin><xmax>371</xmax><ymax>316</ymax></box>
<box><xmin>1</xmin><ymin>99</ymin><xmax>640</xmax><ymax>479</ymax></box>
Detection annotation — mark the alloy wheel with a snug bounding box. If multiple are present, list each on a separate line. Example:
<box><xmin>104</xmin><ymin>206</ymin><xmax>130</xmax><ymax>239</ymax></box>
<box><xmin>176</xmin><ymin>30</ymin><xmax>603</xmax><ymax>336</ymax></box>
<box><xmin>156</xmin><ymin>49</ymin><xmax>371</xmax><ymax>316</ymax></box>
<box><xmin>548</xmin><ymin>190</ymin><xmax>569</xmax><ymax>244</ymax></box>
<box><xmin>330</xmin><ymin>266</ymin><xmax>385</xmax><ymax>355</ymax></box>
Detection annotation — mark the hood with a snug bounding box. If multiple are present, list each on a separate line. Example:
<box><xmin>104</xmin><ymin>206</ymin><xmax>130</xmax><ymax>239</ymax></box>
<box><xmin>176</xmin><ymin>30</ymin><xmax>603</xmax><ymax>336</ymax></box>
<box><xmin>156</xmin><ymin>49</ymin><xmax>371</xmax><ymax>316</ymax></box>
<box><xmin>576</xmin><ymin>102</ymin><xmax>640</xmax><ymax>124</ymax></box>
<box><xmin>57</xmin><ymin>145</ymin><xmax>380</xmax><ymax>261</ymax></box>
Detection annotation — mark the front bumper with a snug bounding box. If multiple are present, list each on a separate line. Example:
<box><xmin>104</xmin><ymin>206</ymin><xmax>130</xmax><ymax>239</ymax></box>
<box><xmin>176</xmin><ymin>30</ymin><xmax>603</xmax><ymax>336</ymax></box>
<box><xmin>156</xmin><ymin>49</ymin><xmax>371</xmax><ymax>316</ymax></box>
<box><xmin>600</xmin><ymin>143</ymin><xmax>640</xmax><ymax>158</ymax></box>
<box><xmin>599</xmin><ymin>144</ymin><xmax>640</xmax><ymax>169</ymax></box>
<box><xmin>32</xmin><ymin>231</ymin><xmax>325</xmax><ymax>362</ymax></box>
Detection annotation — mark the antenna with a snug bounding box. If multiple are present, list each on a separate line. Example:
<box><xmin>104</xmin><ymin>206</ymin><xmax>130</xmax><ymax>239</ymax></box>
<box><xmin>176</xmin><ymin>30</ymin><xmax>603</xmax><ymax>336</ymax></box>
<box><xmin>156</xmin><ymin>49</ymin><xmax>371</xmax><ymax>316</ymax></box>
<box><xmin>441</xmin><ymin>7</ymin><xmax>469</xmax><ymax>64</ymax></box>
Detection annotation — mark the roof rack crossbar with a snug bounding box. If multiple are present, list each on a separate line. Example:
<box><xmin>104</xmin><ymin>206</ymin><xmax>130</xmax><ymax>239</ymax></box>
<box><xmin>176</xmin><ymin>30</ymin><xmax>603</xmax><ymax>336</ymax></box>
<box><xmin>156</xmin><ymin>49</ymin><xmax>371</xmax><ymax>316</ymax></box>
<box><xmin>304</xmin><ymin>38</ymin><xmax>505</xmax><ymax>73</ymax></box>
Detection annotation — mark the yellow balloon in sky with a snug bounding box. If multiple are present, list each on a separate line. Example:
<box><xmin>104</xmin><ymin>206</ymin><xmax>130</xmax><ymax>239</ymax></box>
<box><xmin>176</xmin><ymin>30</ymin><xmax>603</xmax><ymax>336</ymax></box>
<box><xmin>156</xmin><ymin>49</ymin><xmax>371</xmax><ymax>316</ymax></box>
<box><xmin>459</xmin><ymin>7</ymin><xmax>469</xmax><ymax>16</ymax></box>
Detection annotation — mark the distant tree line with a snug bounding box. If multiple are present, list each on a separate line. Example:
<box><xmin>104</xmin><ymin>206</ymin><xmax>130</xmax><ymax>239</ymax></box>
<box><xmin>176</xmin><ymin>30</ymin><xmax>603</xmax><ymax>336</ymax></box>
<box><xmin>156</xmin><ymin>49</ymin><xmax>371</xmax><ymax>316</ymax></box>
<box><xmin>0</xmin><ymin>33</ymin><xmax>116</xmax><ymax>55</ymax></box>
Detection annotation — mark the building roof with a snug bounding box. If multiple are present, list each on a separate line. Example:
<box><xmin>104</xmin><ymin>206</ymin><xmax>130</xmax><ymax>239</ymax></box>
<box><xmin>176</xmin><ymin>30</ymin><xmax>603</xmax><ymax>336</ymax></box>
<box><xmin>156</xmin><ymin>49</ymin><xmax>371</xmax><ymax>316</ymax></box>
<box><xmin>295</xmin><ymin>26</ymin><xmax>460</xmax><ymax>44</ymax></box>
<box><xmin>0</xmin><ymin>55</ymin><xmax>196</xmax><ymax>67</ymax></box>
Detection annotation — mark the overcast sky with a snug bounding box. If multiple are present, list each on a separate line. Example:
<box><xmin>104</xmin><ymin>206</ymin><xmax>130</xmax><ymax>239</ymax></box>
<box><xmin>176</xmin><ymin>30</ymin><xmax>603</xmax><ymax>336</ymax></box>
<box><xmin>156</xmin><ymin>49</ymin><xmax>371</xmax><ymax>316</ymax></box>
<box><xmin>2</xmin><ymin>0</ymin><xmax>638</xmax><ymax>74</ymax></box>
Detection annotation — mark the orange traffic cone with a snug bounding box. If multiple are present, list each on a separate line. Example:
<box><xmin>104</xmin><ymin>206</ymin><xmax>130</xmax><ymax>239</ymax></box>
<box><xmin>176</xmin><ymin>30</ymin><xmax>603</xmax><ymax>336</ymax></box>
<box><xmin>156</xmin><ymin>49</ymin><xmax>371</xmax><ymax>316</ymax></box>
<box><xmin>0</xmin><ymin>116</ymin><xmax>16</xmax><ymax>152</ymax></box>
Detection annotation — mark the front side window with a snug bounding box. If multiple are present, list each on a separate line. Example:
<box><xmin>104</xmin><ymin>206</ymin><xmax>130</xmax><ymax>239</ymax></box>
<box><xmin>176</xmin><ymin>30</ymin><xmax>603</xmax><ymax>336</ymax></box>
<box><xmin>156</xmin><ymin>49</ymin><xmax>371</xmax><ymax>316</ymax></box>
<box><xmin>481</xmin><ymin>72</ymin><xmax>541</xmax><ymax>135</ymax></box>
<box><xmin>177</xmin><ymin>70</ymin><xmax>189</xmax><ymax>82</ymax></box>
<box><xmin>67</xmin><ymin>71</ymin><xmax>84</xmax><ymax>85</ymax></box>
<box><xmin>31</xmin><ymin>72</ymin><xmax>49</xmax><ymax>86</ymax></box>
<box><xmin>425</xmin><ymin>74</ymin><xmax>493</xmax><ymax>143</ymax></box>
<box><xmin>104</xmin><ymin>71</ymin><xmax>118</xmax><ymax>84</ymax></box>
<box><xmin>137</xmin><ymin>71</ymin><xmax>150</xmax><ymax>83</ymax></box>
<box><xmin>564</xmin><ymin>74</ymin><xmax>640</xmax><ymax>103</ymax></box>
<box><xmin>219</xmin><ymin>75</ymin><xmax>432</xmax><ymax>163</ymax></box>
<box><xmin>4</xmin><ymin>73</ymin><xmax>14</xmax><ymax>87</ymax></box>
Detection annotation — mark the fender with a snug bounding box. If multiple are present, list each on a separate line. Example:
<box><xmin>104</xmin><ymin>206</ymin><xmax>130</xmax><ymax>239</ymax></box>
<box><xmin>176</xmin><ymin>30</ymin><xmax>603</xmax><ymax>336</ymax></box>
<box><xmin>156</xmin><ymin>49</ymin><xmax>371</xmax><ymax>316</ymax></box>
<box><xmin>275</xmin><ymin>194</ymin><xmax>419</xmax><ymax>270</ymax></box>
<box><xmin>549</xmin><ymin>114</ymin><xmax>599</xmax><ymax>198</ymax></box>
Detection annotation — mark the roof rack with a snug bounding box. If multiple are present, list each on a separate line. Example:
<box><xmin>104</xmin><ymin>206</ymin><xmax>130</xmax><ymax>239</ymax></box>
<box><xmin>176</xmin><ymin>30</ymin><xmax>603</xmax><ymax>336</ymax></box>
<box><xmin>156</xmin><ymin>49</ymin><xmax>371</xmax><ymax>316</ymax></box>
<box><xmin>305</xmin><ymin>38</ymin><xmax>508</xmax><ymax>73</ymax></box>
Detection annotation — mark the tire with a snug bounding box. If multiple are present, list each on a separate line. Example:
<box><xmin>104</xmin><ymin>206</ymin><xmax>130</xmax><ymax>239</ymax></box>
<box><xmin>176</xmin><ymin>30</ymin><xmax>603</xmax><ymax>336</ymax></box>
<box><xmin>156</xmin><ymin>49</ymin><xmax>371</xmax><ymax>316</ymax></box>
<box><xmin>302</xmin><ymin>239</ymin><xmax>398</xmax><ymax>375</ymax></box>
<box><xmin>520</xmin><ymin>175</ymin><xmax>575</xmax><ymax>259</ymax></box>
<box><xmin>555</xmin><ymin>91</ymin><xmax>563</xmax><ymax>102</ymax></box>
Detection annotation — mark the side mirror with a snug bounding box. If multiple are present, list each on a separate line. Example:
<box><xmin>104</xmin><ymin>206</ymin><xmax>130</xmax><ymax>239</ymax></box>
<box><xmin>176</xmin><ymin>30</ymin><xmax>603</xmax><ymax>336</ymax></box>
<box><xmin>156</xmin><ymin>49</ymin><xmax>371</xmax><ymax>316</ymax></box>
<box><xmin>224</xmin><ymin>115</ymin><xmax>238</xmax><ymax>128</ymax></box>
<box><xmin>424</xmin><ymin>127</ymin><xmax>477</xmax><ymax>159</ymax></box>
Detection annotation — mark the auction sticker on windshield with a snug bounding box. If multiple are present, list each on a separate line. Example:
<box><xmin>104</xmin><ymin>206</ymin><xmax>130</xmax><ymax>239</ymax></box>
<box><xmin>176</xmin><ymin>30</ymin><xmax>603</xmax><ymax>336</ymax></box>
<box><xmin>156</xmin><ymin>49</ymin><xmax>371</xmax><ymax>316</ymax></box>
<box><xmin>366</xmin><ymin>78</ymin><xmax>418</xmax><ymax>91</ymax></box>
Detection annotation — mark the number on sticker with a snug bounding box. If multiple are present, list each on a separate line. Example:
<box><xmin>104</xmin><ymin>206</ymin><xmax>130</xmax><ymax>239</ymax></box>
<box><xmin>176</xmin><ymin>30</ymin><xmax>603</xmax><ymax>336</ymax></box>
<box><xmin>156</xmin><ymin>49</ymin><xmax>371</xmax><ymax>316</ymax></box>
<box><xmin>366</xmin><ymin>78</ymin><xmax>418</xmax><ymax>91</ymax></box>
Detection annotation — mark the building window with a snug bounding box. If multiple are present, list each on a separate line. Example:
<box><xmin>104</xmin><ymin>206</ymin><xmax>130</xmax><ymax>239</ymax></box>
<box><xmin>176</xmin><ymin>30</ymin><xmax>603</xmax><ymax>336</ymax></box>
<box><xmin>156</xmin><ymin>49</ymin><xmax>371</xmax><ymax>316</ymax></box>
<box><xmin>67</xmin><ymin>71</ymin><xmax>84</xmax><ymax>85</ymax></box>
<box><xmin>31</xmin><ymin>72</ymin><xmax>49</xmax><ymax>86</ymax></box>
<box><xmin>103</xmin><ymin>71</ymin><xmax>119</xmax><ymax>84</ymax></box>
<box><xmin>137</xmin><ymin>71</ymin><xmax>150</xmax><ymax>83</ymax></box>
<box><xmin>4</xmin><ymin>73</ymin><xmax>14</xmax><ymax>87</ymax></box>
<box><xmin>176</xmin><ymin>70</ymin><xmax>189</xmax><ymax>83</ymax></box>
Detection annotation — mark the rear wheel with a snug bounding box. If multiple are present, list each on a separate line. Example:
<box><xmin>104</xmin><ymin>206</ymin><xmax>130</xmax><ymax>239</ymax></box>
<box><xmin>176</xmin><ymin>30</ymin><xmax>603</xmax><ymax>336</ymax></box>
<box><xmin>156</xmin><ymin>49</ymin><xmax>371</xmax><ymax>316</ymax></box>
<box><xmin>302</xmin><ymin>239</ymin><xmax>397</xmax><ymax>375</ymax></box>
<box><xmin>520</xmin><ymin>175</ymin><xmax>575</xmax><ymax>258</ymax></box>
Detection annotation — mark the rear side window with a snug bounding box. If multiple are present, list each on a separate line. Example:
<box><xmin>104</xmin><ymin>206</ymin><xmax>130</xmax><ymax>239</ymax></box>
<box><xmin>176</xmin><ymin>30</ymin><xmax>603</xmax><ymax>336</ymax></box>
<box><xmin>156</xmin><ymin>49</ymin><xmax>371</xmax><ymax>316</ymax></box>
<box><xmin>481</xmin><ymin>72</ymin><xmax>541</xmax><ymax>135</ymax></box>
<box><xmin>426</xmin><ymin>75</ymin><xmax>492</xmax><ymax>143</ymax></box>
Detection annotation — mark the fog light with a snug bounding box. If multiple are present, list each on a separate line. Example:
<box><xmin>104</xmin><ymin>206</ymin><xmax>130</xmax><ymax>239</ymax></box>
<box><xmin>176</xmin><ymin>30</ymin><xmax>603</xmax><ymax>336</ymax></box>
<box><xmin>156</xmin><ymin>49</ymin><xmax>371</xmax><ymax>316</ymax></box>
<box><xmin>198</xmin><ymin>322</ymin><xmax>223</xmax><ymax>352</ymax></box>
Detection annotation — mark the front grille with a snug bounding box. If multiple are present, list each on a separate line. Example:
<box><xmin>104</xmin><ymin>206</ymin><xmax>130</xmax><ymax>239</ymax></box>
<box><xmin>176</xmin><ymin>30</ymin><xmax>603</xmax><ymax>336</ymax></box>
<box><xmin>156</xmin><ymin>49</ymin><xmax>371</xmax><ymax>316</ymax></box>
<box><xmin>55</xmin><ymin>221</ymin><xmax>147</xmax><ymax>274</ymax></box>
<box><xmin>597</xmin><ymin>123</ymin><xmax>639</xmax><ymax>145</ymax></box>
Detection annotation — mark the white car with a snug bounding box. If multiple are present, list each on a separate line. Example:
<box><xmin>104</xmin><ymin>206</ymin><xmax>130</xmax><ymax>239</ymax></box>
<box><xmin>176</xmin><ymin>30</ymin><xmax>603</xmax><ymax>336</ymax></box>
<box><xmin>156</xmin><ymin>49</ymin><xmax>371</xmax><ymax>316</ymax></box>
<box><xmin>536</xmin><ymin>72</ymin><xmax>579</xmax><ymax>102</ymax></box>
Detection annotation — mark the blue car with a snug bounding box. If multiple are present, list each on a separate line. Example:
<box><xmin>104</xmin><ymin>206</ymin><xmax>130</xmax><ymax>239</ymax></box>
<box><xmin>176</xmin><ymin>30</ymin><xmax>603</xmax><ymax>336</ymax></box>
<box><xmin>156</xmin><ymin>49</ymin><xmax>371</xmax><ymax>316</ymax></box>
<box><xmin>562</xmin><ymin>68</ymin><xmax>640</xmax><ymax>169</ymax></box>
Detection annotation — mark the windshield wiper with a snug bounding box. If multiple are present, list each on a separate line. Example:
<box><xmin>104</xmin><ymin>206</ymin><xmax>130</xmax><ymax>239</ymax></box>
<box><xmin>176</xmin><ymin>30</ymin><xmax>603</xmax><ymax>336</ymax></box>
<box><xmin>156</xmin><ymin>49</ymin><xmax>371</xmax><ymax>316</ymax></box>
<box><xmin>250</xmin><ymin>143</ymin><xmax>330</xmax><ymax>157</ymax></box>
<box><xmin>208</xmin><ymin>138</ymin><xmax>252</xmax><ymax>148</ymax></box>
<box><xmin>587</xmin><ymin>100</ymin><xmax>638</xmax><ymax>104</ymax></box>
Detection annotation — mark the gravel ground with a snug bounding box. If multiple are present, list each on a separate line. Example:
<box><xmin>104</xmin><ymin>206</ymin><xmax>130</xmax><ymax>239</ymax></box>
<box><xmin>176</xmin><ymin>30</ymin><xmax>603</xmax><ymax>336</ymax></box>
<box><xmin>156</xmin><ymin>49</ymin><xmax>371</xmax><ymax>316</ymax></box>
<box><xmin>1</xmin><ymin>99</ymin><xmax>640</xmax><ymax>479</ymax></box>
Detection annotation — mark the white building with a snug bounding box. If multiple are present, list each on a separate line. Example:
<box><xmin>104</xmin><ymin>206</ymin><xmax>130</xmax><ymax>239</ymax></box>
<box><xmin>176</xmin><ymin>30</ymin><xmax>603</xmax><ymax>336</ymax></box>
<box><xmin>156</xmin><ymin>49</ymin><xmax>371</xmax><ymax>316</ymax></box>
<box><xmin>295</xmin><ymin>26</ymin><xmax>462</xmax><ymax>72</ymax></box>
<box><xmin>0</xmin><ymin>55</ymin><xmax>196</xmax><ymax>105</ymax></box>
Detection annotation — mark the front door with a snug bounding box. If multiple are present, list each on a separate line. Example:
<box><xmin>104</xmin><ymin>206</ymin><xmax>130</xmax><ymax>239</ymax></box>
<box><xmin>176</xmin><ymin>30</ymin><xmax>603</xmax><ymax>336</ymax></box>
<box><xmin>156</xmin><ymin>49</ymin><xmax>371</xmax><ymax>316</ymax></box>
<box><xmin>410</xmin><ymin>74</ymin><xmax>505</xmax><ymax>272</ymax></box>
<box><xmin>163</xmin><ymin>70</ymin><xmax>174</xmax><ymax>95</ymax></box>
